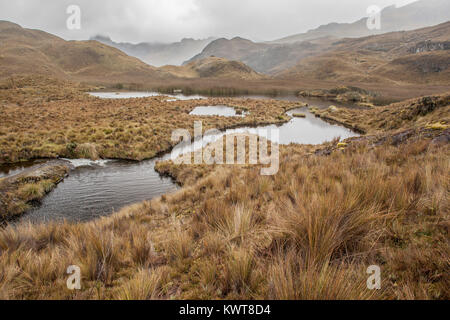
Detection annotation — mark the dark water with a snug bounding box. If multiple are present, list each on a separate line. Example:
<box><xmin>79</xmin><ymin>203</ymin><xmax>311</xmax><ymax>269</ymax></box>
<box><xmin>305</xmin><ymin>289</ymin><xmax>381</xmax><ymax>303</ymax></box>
<box><xmin>5</xmin><ymin>95</ymin><xmax>359</xmax><ymax>224</ymax></box>
<box><xmin>21</xmin><ymin>159</ymin><xmax>177</xmax><ymax>223</ymax></box>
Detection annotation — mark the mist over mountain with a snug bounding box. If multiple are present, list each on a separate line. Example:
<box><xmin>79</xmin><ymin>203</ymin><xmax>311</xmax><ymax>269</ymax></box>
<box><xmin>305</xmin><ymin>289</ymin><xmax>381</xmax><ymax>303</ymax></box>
<box><xmin>90</xmin><ymin>35</ymin><xmax>215</xmax><ymax>67</ymax></box>
<box><xmin>184</xmin><ymin>36</ymin><xmax>335</xmax><ymax>74</ymax></box>
<box><xmin>185</xmin><ymin>0</ymin><xmax>450</xmax><ymax>74</ymax></box>
<box><xmin>272</xmin><ymin>0</ymin><xmax>450</xmax><ymax>43</ymax></box>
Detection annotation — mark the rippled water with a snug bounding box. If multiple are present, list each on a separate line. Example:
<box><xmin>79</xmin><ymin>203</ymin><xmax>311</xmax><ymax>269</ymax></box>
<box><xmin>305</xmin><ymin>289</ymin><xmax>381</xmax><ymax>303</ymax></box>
<box><xmin>21</xmin><ymin>159</ymin><xmax>177</xmax><ymax>223</ymax></box>
<box><xmin>5</xmin><ymin>95</ymin><xmax>359</xmax><ymax>223</ymax></box>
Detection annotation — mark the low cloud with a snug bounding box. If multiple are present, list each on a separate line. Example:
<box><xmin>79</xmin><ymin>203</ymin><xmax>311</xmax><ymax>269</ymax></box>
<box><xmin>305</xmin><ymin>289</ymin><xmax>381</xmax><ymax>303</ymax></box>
<box><xmin>0</xmin><ymin>0</ymin><xmax>419</xmax><ymax>43</ymax></box>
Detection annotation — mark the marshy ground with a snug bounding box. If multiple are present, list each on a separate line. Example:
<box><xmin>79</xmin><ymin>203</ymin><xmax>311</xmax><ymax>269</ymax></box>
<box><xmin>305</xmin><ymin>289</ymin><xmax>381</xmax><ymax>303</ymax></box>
<box><xmin>0</xmin><ymin>76</ymin><xmax>448</xmax><ymax>300</ymax></box>
<box><xmin>0</xmin><ymin>76</ymin><xmax>299</xmax><ymax>164</ymax></box>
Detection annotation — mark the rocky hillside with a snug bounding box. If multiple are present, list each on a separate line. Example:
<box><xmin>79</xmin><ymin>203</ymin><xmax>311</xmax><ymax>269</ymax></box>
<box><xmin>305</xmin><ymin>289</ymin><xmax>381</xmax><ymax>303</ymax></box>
<box><xmin>276</xmin><ymin>21</ymin><xmax>450</xmax><ymax>85</ymax></box>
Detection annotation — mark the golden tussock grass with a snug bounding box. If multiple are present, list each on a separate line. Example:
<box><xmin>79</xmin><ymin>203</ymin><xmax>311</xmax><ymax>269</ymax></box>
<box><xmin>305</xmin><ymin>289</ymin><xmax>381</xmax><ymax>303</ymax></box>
<box><xmin>0</xmin><ymin>76</ymin><xmax>448</xmax><ymax>300</ymax></box>
<box><xmin>0</xmin><ymin>126</ymin><xmax>447</xmax><ymax>299</ymax></box>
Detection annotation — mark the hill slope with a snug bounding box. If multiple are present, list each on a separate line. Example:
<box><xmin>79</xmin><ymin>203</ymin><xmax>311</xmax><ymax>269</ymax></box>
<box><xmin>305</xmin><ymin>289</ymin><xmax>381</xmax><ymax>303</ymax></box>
<box><xmin>185</xmin><ymin>0</ymin><xmax>450</xmax><ymax>75</ymax></box>
<box><xmin>0</xmin><ymin>21</ymin><xmax>173</xmax><ymax>82</ymax></box>
<box><xmin>276</xmin><ymin>21</ymin><xmax>450</xmax><ymax>85</ymax></box>
<box><xmin>163</xmin><ymin>57</ymin><xmax>265</xmax><ymax>80</ymax></box>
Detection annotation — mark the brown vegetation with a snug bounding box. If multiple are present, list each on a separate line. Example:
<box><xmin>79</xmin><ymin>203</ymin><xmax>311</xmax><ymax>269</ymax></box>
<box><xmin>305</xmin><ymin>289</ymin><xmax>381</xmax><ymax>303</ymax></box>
<box><xmin>277</xmin><ymin>21</ymin><xmax>450</xmax><ymax>85</ymax></box>
<box><xmin>0</xmin><ymin>121</ymin><xmax>448</xmax><ymax>299</ymax></box>
<box><xmin>162</xmin><ymin>57</ymin><xmax>265</xmax><ymax>80</ymax></box>
<box><xmin>0</xmin><ymin>160</ymin><xmax>70</xmax><ymax>221</ymax></box>
<box><xmin>0</xmin><ymin>76</ymin><xmax>300</xmax><ymax>164</ymax></box>
<box><xmin>310</xmin><ymin>93</ymin><xmax>450</xmax><ymax>134</ymax></box>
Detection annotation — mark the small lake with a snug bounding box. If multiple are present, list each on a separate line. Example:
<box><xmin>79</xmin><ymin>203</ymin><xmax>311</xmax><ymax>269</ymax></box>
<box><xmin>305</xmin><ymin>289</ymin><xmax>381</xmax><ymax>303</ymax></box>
<box><xmin>169</xmin><ymin>107</ymin><xmax>355</xmax><ymax>159</ymax></box>
<box><xmin>4</xmin><ymin>96</ymin><xmax>359</xmax><ymax>224</ymax></box>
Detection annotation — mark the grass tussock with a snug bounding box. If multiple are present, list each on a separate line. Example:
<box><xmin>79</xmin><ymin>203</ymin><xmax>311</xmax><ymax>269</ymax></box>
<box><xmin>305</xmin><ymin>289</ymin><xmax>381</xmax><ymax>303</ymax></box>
<box><xmin>0</xmin><ymin>161</ymin><xmax>69</xmax><ymax>221</ymax></box>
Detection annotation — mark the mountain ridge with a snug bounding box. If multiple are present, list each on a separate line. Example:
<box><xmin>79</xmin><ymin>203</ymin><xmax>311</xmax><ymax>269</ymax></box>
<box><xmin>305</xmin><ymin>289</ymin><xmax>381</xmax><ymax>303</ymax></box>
<box><xmin>90</xmin><ymin>35</ymin><xmax>215</xmax><ymax>67</ymax></box>
<box><xmin>271</xmin><ymin>0</ymin><xmax>450</xmax><ymax>44</ymax></box>
<box><xmin>275</xmin><ymin>21</ymin><xmax>450</xmax><ymax>85</ymax></box>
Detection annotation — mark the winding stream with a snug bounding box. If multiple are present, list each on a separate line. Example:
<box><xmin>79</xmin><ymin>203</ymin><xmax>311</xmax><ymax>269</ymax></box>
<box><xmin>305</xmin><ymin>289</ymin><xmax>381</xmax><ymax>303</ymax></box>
<box><xmin>2</xmin><ymin>94</ymin><xmax>359</xmax><ymax>223</ymax></box>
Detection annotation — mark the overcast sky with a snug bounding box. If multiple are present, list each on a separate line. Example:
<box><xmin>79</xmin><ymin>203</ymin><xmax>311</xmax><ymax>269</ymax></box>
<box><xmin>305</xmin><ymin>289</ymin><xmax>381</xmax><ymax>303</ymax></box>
<box><xmin>0</xmin><ymin>0</ymin><xmax>419</xmax><ymax>43</ymax></box>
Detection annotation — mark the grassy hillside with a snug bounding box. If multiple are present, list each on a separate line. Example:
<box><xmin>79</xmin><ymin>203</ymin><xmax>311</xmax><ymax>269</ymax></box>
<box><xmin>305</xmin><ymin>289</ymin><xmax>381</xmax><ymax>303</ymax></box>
<box><xmin>277</xmin><ymin>22</ymin><xmax>450</xmax><ymax>85</ymax></box>
<box><xmin>163</xmin><ymin>57</ymin><xmax>265</xmax><ymax>80</ymax></box>
<box><xmin>0</xmin><ymin>21</ymin><xmax>173</xmax><ymax>83</ymax></box>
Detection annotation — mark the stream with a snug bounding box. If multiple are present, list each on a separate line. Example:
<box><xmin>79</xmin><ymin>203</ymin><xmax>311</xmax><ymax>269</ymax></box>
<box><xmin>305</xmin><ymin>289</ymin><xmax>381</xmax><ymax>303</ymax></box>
<box><xmin>2</xmin><ymin>93</ymin><xmax>359</xmax><ymax>223</ymax></box>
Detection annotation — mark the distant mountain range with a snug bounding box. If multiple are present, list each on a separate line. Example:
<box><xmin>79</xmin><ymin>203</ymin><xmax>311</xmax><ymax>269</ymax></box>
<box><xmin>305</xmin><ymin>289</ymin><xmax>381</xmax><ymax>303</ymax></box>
<box><xmin>90</xmin><ymin>35</ymin><xmax>215</xmax><ymax>67</ymax></box>
<box><xmin>161</xmin><ymin>56</ymin><xmax>265</xmax><ymax>80</ymax></box>
<box><xmin>184</xmin><ymin>36</ymin><xmax>335</xmax><ymax>74</ymax></box>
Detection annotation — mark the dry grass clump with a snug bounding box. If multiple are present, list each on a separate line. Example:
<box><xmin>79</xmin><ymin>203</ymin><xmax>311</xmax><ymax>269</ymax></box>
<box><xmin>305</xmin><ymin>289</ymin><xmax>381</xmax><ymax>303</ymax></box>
<box><xmin>313</xmin><ymin>94</ymin><xmax>449</xmax><ymax>134</ymax></box>
<box><xmin>0</xmin><ymin>161</ymin><xmax>70</xmax><ymax>221</ymax></box>
<box><xmin>113</xmin><ymin>268</ymin><xmax>166</xmax><ymax>300</ymax></box>
<box><xmin>153</xmin><ymin>125</ymin><xmax>448</xmax><ymax>300</ymax></box>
